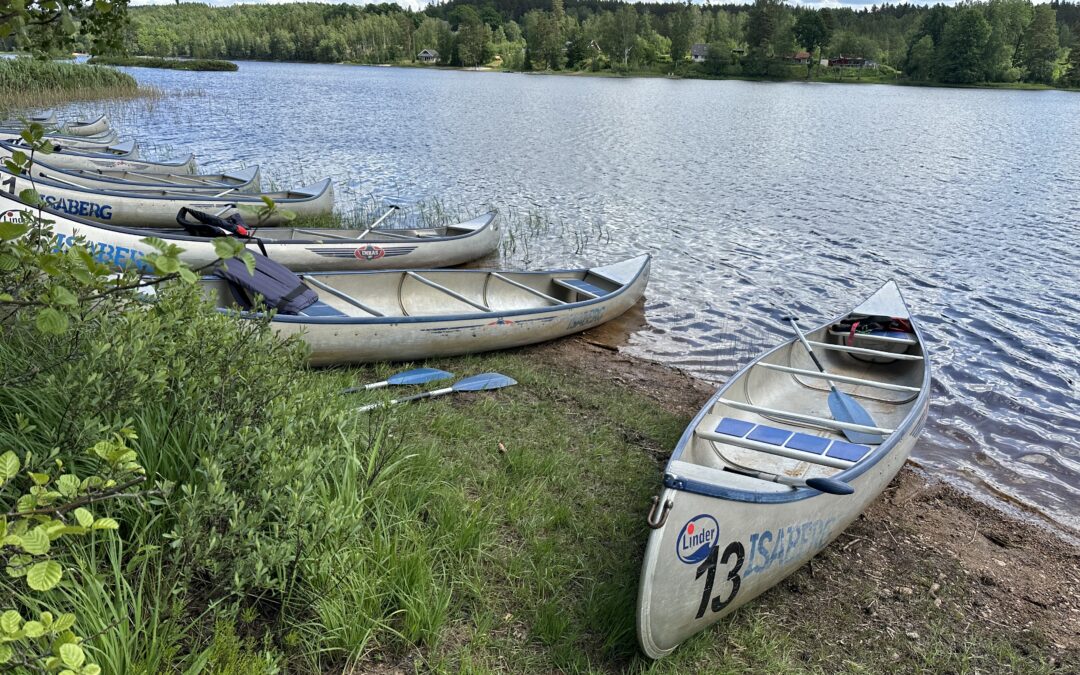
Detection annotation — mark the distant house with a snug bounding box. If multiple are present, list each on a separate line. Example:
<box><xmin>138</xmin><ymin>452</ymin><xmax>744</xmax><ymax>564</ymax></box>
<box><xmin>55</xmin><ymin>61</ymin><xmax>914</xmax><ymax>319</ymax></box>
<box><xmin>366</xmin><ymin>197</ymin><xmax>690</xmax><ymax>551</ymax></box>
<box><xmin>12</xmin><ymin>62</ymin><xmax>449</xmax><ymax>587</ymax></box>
<box><xmin>787</xmin><ymin>51</ymin><xmax>811</xmax><ymax>65</ymax></box>
<box><xmin>691</xmin><ymin>44</ymin><xmax>709</xmax><ymax>63</ymax></box>
<box><xmin>828</xmin><ymin>55</ymin><xmax>876</xmax><ymax>69</ymax></box>
<box><xmin>417</xmin><ymin>49</ymin><xmax>440</xmax><ymax>64</ymax></box>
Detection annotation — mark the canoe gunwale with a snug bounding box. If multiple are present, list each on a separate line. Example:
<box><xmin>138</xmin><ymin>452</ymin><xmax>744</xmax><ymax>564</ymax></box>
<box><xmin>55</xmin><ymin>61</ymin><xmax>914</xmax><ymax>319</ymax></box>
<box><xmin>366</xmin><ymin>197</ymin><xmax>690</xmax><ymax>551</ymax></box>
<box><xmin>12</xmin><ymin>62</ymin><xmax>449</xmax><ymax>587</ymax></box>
<box><xmin>661</xmin><ymin>283</ymin><xmax>931</xmax><ymax>506</ymax></box>
<box><xmin>216</xmin><ymin>255</ymin><xmax>651</xmax><ymax>327</ymax></box>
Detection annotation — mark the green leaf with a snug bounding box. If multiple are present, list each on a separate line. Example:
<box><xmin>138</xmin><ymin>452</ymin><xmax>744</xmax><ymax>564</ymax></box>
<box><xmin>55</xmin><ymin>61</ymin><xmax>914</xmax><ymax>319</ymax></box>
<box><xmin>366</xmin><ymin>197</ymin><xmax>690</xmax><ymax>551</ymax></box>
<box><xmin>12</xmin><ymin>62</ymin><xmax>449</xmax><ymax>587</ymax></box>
<box><xmin>0</xmin><ymin>220</ymin><xmax>29</xmax><ymax>242</ymax></box>
<box><xmin>51</xmin><ymin>286</ymin><xmax>78</xmax><ymax>307</ymax></box>
<box><xmin>52</xmin><ymin>613</ymin><xmax>75</xmax><ymax>633</ymax></box>
<box><xmin>74</xmin><ymin>508</ymin><xmax>93</xmax><ymax>529</ymax></box>
<box><xmin>153</xmin><ymin>255</ymin><xmax>180</xmax><ymax>274</ymax></box>
<box><xmin>239</xmin><ymin>250</ymin><xmax>255</xmax><ymax>276</ymax></box>
<box><xmin>20</xmin><ymin>527</ymin><xmax>49</xmax><ymax>555</ymax></box>
<box><xmin>0</xmin><ymin>451</ymin><xmax>18</xmax><ymax>482</ymax></box>
<box><xmin>35</xmin><ymin>308</ymin><xmax>69</xmax><ymax>335</ymax></box>
<box><xmin>0</xmin><ymin>610</ymin><xmax>22</xmax><ymax>634</ymax></box>
<box><xmin>56</xmin><ymin>474</ymin><xmax>79</xmax><ymax>497</ymax></box>
<box><xmin>10</xmin><ymin>149</ymin><xmax>28</xmax><ymax>168</ymax></box>
<box><xmin>0</xmin><ymin>643</ymin><xmax>11</xmax><ymax>664</ymax></box>
<box><xmin>91</xmin><ymin>518</ymin><xmax>119</xmax><ymax>531</ymax></box>
<box><xmin>60</xmin><ymin>643</ymin><xmax>85</xmax><ymax>669</ymax></box>
<box><xmin>81</xmin><ymin>665</ymin><xmax>102</xmax><ymax>675</ymax></box>
<box><xmin>19</xmin><ymin>188</ymin><xmax>40</xmax><ymax>206</ymax></box>
<box><xmin>26</xmin><ymin>561</ymin><xmax>62</xmax><ymax>591</ymax></box>
<box><xmin>23</xmin><ymin>620</ymin><xmax>44</xmax><ymax>638</ymax></box>
<box><xmin>212</xmin><ymin>237</ymin><xmax>245</xmax><ymax>261</ymax></box>
<box><xmin>178</xmin><ymin>267</ymin><xmax>197</xmax><ymax>284</ymax></box>
<box><xmin>29</xmin><ymin>472</ymin><xmax>49</xmax><ymax>486</ymax></box>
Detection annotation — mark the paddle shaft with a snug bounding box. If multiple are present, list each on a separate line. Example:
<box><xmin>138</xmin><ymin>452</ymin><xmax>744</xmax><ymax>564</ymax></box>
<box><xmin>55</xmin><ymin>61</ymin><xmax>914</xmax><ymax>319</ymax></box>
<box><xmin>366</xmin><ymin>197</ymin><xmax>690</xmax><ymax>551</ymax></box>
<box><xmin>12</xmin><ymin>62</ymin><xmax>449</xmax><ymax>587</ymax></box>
<box><xmin>342</xmin><ymin>381</ymin><xmax>389</xmax><ymax>394</ymax></box>
<box><xmin>787</xmin><ymin>317</ymin><xmax>827</xmax><ymax>374</ymax></box>
<box><xmin>726</xmin><ymin>467</ymin><xmax>853</xmax><ymax>495</ymax></box>
<box><xmin>356</xmin><ymin>386</ymin><xmax>453</xmax><ymax>413</ymax></box>
<box><xmin>356</xmin><ymin>205</ymin><xmax>400</xmax><ymax>239</ymax></box>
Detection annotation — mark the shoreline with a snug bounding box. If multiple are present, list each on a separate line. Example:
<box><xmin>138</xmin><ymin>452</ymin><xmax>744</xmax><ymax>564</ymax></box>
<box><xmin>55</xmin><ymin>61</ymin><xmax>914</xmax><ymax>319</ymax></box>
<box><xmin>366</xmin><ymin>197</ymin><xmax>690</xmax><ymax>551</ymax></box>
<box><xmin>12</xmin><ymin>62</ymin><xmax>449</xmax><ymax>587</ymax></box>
<box><xmin>351</xmin><ymin>60</ymin><xmax>1080</xmax><ymax>94</ymax></box>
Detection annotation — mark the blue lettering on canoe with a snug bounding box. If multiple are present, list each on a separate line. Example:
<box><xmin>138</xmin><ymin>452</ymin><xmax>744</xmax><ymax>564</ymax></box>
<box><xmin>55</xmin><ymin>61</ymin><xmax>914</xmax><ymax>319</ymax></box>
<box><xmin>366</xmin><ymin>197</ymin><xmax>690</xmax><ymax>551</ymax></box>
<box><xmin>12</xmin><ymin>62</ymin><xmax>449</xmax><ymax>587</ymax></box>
<box><xmin>53</xmin><ymin>232</ymin><xmax>150</xmax><ymax>271</ymax></box>
<box><xmin>42</xmin><ymin>195</ymin><xmax>113</xmax><ymax>220</ymax></box>
<box><xmin>743</xmin><ymin>517</ymin><xmax>837</xmax><ymax>579</ymax></box>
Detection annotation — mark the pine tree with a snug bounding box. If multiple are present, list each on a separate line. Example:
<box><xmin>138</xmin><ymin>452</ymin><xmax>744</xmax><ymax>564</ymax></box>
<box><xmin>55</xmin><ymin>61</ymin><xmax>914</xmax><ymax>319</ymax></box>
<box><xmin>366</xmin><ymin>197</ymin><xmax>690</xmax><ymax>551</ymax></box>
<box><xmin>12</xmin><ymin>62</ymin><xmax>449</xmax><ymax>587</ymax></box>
<box><xmin>1063</xmin><ymin>45</ymin><xmax>1080</xmax><ymax>88</ymax></box>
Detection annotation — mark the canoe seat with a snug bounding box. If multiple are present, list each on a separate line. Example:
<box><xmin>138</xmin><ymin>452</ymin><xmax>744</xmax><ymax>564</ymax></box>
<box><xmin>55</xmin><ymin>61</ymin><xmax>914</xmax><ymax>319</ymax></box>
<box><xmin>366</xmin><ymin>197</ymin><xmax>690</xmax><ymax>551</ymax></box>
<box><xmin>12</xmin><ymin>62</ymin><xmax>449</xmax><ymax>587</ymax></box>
<box><xmin>299</xmin><ymin>300</ymin><xmax>347</xmax><ymax>318</ymax></box>
<box><xmin>714</xmin><ymin>417</ymin><xmax>871</xmax><ymax>463</ymax></box>
<box><xmin>553</xmin><ymin>278</ymin><xmax>610</xmax><ymax>299</ymax></box>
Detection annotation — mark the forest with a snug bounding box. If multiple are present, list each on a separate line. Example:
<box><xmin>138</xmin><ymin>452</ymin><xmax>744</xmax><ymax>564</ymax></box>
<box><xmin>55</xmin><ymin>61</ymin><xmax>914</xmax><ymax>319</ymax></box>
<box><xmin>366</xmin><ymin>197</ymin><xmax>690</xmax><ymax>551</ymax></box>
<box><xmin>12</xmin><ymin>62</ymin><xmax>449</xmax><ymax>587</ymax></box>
<box><xmin>86</xmin><ymin>0</ymin><xmax>1080</xmax><ymax>86</ymax></box>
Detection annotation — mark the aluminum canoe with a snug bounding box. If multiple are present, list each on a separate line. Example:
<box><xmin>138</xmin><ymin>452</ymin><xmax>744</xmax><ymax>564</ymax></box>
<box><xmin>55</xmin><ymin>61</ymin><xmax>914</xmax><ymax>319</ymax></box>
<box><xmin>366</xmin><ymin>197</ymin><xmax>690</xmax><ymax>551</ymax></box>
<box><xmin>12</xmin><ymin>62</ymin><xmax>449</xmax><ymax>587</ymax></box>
<box><xmin>0</xmin><ymin>167</ymin><xmax>332</xmax><ymax>226</ymax></box>
<box><xmin>636</xmin><ymin>282</ymin><xmax>930</xmax><ymax>659</ymax></box>
<box><xmin>0</xmin><ymin>188</ymin><xmax>500</xmax><ymax>271</ymax></box>
<box><xmin>0</xmin><ymin>110</ymin><xmax>58</xmax><ymax>127</ymax></box>
<box><xmin>202</xmin><ymin>254</ymin><xmax>651</xmax><ymax>365</ymax></box>
<box><xmin>0</xmin><ymin>130</ymin><xmax>121</xmax><ymax>151</ymax></box>
<box><xmin>0</xmin><ymin>141</ymin><xmax>195</xmax><ymax>174</ymax></box>
<box><xmin>25</xmin><ymin>160</ymin><xmax>262</xmax><ymax>194</ymax></box>
<box><xmin>61</xmin><ymin>114</ymin><xmax>110</xmax><ymax>136</ymax></box>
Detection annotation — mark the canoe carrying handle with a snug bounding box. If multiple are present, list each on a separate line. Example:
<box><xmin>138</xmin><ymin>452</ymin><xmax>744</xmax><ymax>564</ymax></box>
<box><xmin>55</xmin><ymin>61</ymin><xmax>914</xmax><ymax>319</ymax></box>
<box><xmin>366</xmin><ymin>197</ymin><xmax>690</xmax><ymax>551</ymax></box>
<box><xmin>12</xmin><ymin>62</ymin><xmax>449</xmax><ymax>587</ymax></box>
<box><xmin>646</xmin><ymin>495</ymin><xmax>673</xmax><ymax>529</ymax></box>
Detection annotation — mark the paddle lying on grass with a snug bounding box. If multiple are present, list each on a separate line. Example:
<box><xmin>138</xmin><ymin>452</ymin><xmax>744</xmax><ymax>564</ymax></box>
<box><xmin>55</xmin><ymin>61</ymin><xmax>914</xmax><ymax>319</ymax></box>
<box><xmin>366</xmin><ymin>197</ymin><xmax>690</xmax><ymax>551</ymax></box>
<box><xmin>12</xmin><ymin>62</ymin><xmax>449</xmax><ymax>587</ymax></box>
<box><xmin>786</xmin><ymin>316</ymin><xmax>884</xmax><ymax>445</ymax></box>
<box><xmin>356</xmin><ymin>372</ymin><xmax>517</xmax><ymax>413</ymax></box>
<box><xmin>726</xmin><ymin>466</ymin><xmax>854</xmax><ymax>495</ymax></box>
<box><xmin>342</xmin><ymin>368</ymin><xmax>453</xmax><ymax>394</ymax></box>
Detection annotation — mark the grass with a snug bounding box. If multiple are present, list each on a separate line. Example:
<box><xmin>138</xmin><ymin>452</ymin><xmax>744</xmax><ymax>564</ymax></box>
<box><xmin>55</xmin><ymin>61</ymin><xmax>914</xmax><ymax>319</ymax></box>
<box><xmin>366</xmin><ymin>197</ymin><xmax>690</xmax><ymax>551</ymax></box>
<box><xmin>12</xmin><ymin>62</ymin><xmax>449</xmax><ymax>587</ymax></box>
<box><xmin>88</xmin><ymin>56</ymin><xmax>239</xmax><ymax>72</ymax></box>
<box><xmin>0</xmin><ymin>58</ymin><xmax>154</xmax><ymax>116</ymax></box>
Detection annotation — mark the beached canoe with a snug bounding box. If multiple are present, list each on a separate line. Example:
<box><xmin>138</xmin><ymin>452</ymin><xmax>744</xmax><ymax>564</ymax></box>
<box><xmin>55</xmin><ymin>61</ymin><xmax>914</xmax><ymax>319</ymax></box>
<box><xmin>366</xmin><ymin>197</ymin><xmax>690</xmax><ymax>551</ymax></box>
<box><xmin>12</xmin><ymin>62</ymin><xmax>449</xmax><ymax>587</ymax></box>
<box><xmin>0</xmin><ymin>138</ymin><xmax>136</xmax><ymax>158</ymax></box>
<box><xmin>62</xmin><ymin>114</ymin><xmax>110</xmax><ymax>136</ymax></box>
<box><xmin>0</xmin><ymin>111</ymin><xmax>58</xmax><ymax>127</ymax></box>
<box><xmin>0</xmin><ymin>167</ymin><xmax>332</xmax><ymax>226</ymax></box>
<box><xmin>0</xmin><ymin>188</ymin><xmax>500</xmax><ymax>271</ymax></box>
<box><xmin>25</xmin><ymin>160</ymin><xmax>262</xmax><ymax>194</ymax></box>
<box><xmin>0</xmin><ymin>141</ymin><xmax>196</xmax><ymax>174</ymax></box>
<box><xmin>202</xmin><ymin>254</ymin><xmax>651</xmax><ymax>365</ymax></box>
<box><xmin>0</xmin><ymin>128</ymin><xmax>119</xmax><ymax>148</ymax></box>
<box><xmin>636</xmin><ymin>282</ymin><xmax>930</xmax><ymax>659</ymax></box>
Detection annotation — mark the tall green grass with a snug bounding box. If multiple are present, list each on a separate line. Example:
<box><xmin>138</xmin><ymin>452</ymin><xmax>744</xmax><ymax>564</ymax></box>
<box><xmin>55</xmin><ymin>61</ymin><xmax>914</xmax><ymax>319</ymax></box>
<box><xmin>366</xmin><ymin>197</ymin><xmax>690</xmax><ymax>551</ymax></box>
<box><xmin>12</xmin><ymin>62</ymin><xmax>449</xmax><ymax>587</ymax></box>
<box><xmin>0</xmin><ymin>58</ymin><xmax>151</xmax><ymax>116</ymax></box>
<box><xmin>88</xmin><ymin>56</ymin><xmax>239</xmax><ymax>72</ymax></box>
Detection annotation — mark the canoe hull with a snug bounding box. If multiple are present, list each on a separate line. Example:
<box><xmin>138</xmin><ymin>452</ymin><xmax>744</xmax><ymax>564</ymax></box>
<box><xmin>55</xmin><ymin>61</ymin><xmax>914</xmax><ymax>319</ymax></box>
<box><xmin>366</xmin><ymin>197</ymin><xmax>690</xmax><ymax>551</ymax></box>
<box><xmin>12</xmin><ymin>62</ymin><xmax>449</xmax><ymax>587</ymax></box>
<box><xmin>29</xmin><ymin>162</ymin><xmax>262</xmax><ymax>195</ymax></box>
<box><xmin>0</xmin><ymin>143</ymin><xmax>195</xmax><ymax>175</ymax></box>
<box><xmin>636</xmin><ymin>284</ymin><xmax>930</xmax><ymax>658</ymax></box>
<box><xmin>265</xmin><ymin>258</ymin><xmax>650</xmax><ymax>365</ymax></box>
<box><xmin>0</xmin><ymin>171</ymin><xmax>332</xmax><ymax>227</ymax></box>
<box><xmin>62</xmin><ymin>115</ymin><xmax>110</xmax><ymax>136</ymax></box>
<box><xmin>636</xmin><ymin>412</ymin><xmax>924</xmax><ymax>658</ymax></box>
<box><xmin>0</xmin><ymin>189</ymin><xmax>500</xmax><ymax>271</ymax></box>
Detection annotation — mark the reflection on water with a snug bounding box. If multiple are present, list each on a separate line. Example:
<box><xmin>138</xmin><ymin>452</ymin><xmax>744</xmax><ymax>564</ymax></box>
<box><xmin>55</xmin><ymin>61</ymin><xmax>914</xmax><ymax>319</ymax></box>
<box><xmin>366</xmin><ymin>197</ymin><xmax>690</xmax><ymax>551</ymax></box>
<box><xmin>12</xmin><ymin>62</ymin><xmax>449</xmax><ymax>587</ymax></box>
<box><xmin>50</xmin><ymin>62</ymin><xmax>1080</xmax><ymax>533</ymax></box>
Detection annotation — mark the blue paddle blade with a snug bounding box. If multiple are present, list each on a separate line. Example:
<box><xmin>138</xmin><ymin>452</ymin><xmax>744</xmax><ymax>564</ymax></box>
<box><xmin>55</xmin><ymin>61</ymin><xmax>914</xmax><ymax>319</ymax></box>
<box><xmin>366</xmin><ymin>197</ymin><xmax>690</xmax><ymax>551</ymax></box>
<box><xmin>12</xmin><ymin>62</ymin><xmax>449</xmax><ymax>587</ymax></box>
<box><xmin>828</xmin><ymin>388</ymin><xmax>884</xmax><ymax>445</ymax></box>
<box><xmin>805</xmin><ymin>477</ymin><xmax>856</xmax><ymax>495</ymax></box>
<box><xmin>386</xmin><ymin>368</ymin><xmax>454</xmax><ymax>386</ymax></box>
<box><xmin>451</xmin><ymin>373</ymin><xmax>517</xmax><ymax>392</ymax></box>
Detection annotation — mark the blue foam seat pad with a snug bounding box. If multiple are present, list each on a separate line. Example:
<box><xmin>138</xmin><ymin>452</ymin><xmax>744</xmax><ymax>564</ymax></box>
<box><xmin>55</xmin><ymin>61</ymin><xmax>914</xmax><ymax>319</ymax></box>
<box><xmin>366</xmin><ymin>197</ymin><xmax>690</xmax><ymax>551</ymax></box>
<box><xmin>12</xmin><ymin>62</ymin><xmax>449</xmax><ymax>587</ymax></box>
<box><xmin>747</xmin><ymin>425</ymin><xmax>793</xmax><ymax>446</ymax></box>
<box><xmin>716</xmin><ymin>418</ymin><xmax>755</xmax><ymax>438</ymax></box>
<box><xmin>826</xmin><ymin>440</ymin><xmax>871</xmax><ymax>462</ymax></box>
<box><xmin>300</xmin><ymin>300</ymin><xmax>347</xmax><ymax>317</ymax></box>
<box><xmin>784</xmin><ymin>432</ymin><xmax>830</xmax><ymax>455</ymax></box>
<box><xmin>558</xmin><ymin>278</ymin><xmax>611</xmax><ymax>297</ymax></box>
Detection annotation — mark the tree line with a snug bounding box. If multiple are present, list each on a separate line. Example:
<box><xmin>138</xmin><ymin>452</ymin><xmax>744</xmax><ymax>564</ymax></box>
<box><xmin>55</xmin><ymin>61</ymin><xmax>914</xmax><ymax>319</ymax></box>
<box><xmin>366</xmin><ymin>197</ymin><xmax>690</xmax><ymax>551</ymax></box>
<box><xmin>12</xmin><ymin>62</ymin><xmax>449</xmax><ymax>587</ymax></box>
<box><xmin>122</xmin><ymin>1</ymin><xmax>1080</xmax><ymax>87</ymax></box>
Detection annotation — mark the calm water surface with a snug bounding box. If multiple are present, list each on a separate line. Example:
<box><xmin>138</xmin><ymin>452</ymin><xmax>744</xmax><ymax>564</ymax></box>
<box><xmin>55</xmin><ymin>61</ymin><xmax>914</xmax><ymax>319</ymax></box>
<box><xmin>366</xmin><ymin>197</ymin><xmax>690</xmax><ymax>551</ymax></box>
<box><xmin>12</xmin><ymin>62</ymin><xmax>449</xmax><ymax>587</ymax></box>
<box><xmin>51</xmin><ymin>62</ymin><xmax>1079</xmax><ymax>533</ymax></box>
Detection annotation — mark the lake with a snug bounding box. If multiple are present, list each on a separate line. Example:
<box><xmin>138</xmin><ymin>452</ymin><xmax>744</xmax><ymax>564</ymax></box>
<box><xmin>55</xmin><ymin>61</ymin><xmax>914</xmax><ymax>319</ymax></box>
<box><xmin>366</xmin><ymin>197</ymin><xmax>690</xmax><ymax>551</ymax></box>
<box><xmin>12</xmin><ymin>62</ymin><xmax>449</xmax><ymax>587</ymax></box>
<box><xmin>49</xmin><ymin>61</ymin><xmax>1080</xmax><ymax>534</ymax></box>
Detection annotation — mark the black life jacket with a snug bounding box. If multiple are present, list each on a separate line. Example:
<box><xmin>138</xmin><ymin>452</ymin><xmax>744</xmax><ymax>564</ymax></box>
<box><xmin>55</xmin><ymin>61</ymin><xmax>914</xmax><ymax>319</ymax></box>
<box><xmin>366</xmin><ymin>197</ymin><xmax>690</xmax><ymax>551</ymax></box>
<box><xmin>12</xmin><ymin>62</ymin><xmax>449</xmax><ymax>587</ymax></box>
<box><xmin>214</xmin><ymin>250</ymin><xmax>318</xmax><ymax>315</ymax></box>
<box><xmin>176</xmin><ymin>207</ymin><xmax>267</xmax><ymax>255</ymax></box>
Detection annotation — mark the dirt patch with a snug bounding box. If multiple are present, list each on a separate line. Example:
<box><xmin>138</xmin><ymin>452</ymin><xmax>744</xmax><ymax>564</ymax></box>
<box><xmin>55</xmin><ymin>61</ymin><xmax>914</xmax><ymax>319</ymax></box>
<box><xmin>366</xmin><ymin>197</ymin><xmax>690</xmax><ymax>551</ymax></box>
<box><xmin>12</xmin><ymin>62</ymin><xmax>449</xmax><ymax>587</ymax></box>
<box><xmin>522</xmin><ymin>329</ymin><xmax>1080</xmax><ymax>666</ymax></box>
